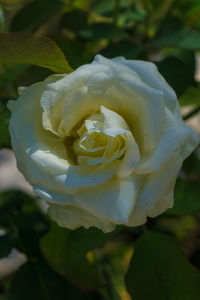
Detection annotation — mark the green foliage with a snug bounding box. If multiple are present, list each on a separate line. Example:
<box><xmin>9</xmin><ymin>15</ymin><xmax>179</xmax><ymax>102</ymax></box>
<box><xmin>0</xmin><ymin>32</ymin><xmax>73</xmax><ymax>73</ymax></box>
<box><xmin>9</xmin><ymin>260</ymin><xmax>83</xmax><ymax>300</ymax></box>
<box><xmin>0</xmin><ymin>98</ymin><xmax>11</xmax><ymax>148</ymax></box>
<box><xmin>53</xmin><ymin>37</ymin><xmax>97</xmax><ymax>69</ymax></box>
<box><xmin>156</xmin><ymin>56</ymin><xmax>196</xmax><ymax>96</ymax></box>
<box><xmin>151</xmin><ymin>24</ymin><xmax>200</xmax><ymax>49</ymax></box>
<box><xmin>179</xmin><ymin>85</ymin><xmax>200</xmax><ymax>106</ymax></box>
<box><xmin>126</xmin><ymin>231</ymin><xmax>200</xmax><ymax>300</ymax></box>
<box><xmin>80</xmin><ymin>23</ymin><xmax>127</xmax><ymax>40</ymax></box>
<box><xmin>61</xmin><ymin>9</ymin><xmax>88</xmax><ymax>33</ymax></box>
<box><xmin>100</xmin><ymin>40</ymin><xmax>141</xmax><ymax>59</ymax></box>
<box><xmin>0</xmin><ymin>190</ymin><xmax>49</xmax><ymax>256</ymax></box>
<box><xmin>40</xmin><ymin>222</ymin><xmax>107</xmax><ymax>290</ymax></box>
<box><xmin>0</xmin><ymin>234</ymin><xmax>15</xmax><ymax>258</ymax></box>
<box><xmin>1</xmin><ymin>0</ymin><xmax>200</xmax><ymax>299</ymax></box>
<box><xmin>169</xmin><ymin>179</ymin><xmax>200</xmax><ymax>215</ymax></box>
<box><xmin>67</xmin><ymin>227</ymin><xmax>119</xmax><ymax>262</ymax></box>
<box><xmin>0</xmin><ymin>5</ymin><xmax>5</xmax><ymax>31</ymax></box>
<box><xmin>11</xmin><ymin>0</ymin><xmax>63</xmax><ymax>33</ymax></box>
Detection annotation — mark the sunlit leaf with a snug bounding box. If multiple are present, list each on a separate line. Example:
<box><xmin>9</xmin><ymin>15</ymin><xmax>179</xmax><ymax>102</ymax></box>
<box><xmin>126</xmin><ymin>231</ymin><xmax>200</xmax><ymax>300</ymax></box>
<box><xmin>0</xmin><ymin>32</ymin><xmax>73</xmax><ymax>73</ymax></box>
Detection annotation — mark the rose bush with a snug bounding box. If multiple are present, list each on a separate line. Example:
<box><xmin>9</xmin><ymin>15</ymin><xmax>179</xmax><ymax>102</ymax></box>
<box><xmin>8</xmin><ymin>55</ymin><xmax>199</xmax><ymax>232</ymax></box>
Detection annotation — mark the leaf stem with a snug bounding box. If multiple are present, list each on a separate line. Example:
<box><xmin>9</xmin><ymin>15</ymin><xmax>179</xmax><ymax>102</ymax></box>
<box><xmin>113</xmin><ymin>0</ymin><xmax>120</xmax><ymax>24</ymax></box>
<box><xmin>183</xmin><ymin>105</ymin><xmax>200</xmax><ymax>121</ymax></box>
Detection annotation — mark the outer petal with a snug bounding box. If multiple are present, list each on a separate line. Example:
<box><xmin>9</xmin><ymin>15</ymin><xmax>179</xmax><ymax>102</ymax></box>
<box><xmin>48</xmin><ymin>204</ymin><xmax>116</xmax><ymax>233</ymax></box>
<box><xmin>8</xmin><ymin>81</ymin><xmax>70</xmax><ymax>194</ymax></box>
<box><xmin>129</xmin><ymin>160</ymin><xmax>182</xmax><ymax>226</ymax></box>
<box><xmin>73</xmin><ymin>175</ymin><xmax>142</xmax><ymax>224</ymax></box>
<box><xmin>134</xmin><ymin>108</ymin><xmax>200</xmax><ymax>174</ymax></box>
<box><xmin>37</xmin><ymin>175</ymin><xmax>142</xmax><ymax>225</ymax></box>
<box><xmin>110</xmin><ymin>55</ymin><xmax>178</xmax><ymax>114</ymax></box>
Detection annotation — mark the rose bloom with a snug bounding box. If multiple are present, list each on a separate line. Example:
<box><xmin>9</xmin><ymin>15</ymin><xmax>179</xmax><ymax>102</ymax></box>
<box><xmin>8</xmin><ymin>55</ymin><xmax>199</xmax><ymax>232</ymax></box>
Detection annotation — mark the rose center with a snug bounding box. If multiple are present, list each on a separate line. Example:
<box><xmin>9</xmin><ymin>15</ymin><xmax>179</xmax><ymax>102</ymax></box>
<box><xmin>64</xmin><ymin>111</ymin><xmax>127</xmax><ymax>168</ymax></box>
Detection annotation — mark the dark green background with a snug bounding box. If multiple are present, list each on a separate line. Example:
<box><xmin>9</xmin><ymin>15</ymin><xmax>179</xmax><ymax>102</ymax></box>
<box><xmin>0</xmin><ymin>0</ymin><xmax>200</xmax><ymax>299</ymax></box>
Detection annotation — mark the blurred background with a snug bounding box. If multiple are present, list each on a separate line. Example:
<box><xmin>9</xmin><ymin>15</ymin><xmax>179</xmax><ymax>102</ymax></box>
<box><xmin>0</xmin><ymin>0</ymin><xmax>200</xmax><ymax>299</ymax></box>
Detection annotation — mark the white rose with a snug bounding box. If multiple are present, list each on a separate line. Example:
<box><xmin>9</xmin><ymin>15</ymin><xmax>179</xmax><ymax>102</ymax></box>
<box><xmin>8</xmin><ymin>55</ymin><xmax>199</xmax><ymax>232</ymax></box>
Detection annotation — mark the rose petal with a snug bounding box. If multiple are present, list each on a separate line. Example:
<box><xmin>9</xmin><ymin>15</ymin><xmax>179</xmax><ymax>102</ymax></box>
<box><xmin>111</xmin><ymin>56</ymin><xmax>178</xmax><ymax>113</ymax></box>
<box><xmin>60</xmin><ymin>69</ymin><xmax>166</xmax><ymax>154</ymax></box>
<box><xmin>129</xmin><ymin>161</ymin><xmax>182</xmax><ymax>226</ymax></box>
<box><xmin>73</xmin><ymin>175</ymin><xmax>141</xmax><ymax>224</ymax></box>
<box><xmin>8</xmin><ymin>81</ymin><xmax>70</xmax><ymax>193</ymax></box>
<box><xmin>135</xmin><ymin>109</ymin><xmax>200</xmax><ymax>174</ymax></box>
<box><xmin>48</xmin><ymin>204</ymin><xmax>116</xmax><ymax>233</ymax></box>
<box><xmin>40</xmin><ymin>64</ymin><xmax>110</xmax><ymax>136</ymax></box>
<box><xmin>54</xmin><ymin>161</ymin><xmax>120</xmax><ymax>191</ymax></box>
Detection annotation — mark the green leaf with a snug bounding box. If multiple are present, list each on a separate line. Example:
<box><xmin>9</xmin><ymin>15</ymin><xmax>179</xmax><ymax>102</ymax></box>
<box><xmin>168</xmin><ymin>179</ymin><xmax>200</xmax><ymax>215</ymax></box>
<box><xmin>0</xmin><ymin>5</ymin><xmax>5</xmax><ymax>31</ymax></box>
<box><xmin>92</xmin><ymin>0</ymin><xmax>130</xmax><ymax>15</ymax></box>
<box><xmin>126</xmin><ymin>231</ymin><xmax>200</xmax><ymax>300</ymax></box>
<box><xmin>18</xmin><ymin>65</ymin><xmax>52</xmax><ymax>86</ymax></box>
<box><xmin>54</xmin><ymin>37</ymin><xmax>97</xmax><ymax>69</ymax></box>
<box><xmin>0</xmin><ymin>190</ymin><xmax>49</xmax><ymax>256</ymax></box>
<box><xmin>0</xmin><ymin>64</ymin><xmax>28</xmax><ymax>90</ymax></box>
<box><xmin>151</xmin><ymin>24</ymin><xmax>200</xmax><ymax>49</ymax></box>
<box><xmin>92</xmin><ymin>0</ymin><xmax>116</xmax><ymax>14</ymax></box>
<box><xmin>9</xmin><ymin>260</ymin><xmax>83</xmax><ymax>300</ymax></box>
<box><xmin>80</xmin><ymin>23</ymin><xmax>127</xmax><ymax>40</ymax></box>
<box><xmin>11</xmin><ymin>0</ymin><xmax>63</xmax><ymax>33</ymax></box>
<box><xmin>61</xmin><ymin>9</ymin><xmax>88</xmax><ymax>32</ymax></box>
<box><xmin>162</xmin><ymin>48</ymin><xmax>195</xmax><ymax>77</ymax></box>
<box><xmin>179</xmin><ymin>85</ymin><xmax>200</xmax><ymax>106</ymax></box>
<box><xmin>118</xmin><ymin>6</ymin><xmax>147</xmax><ymax>28</ymax></box>
<box><xmin>100</xmin><ymin>39</ymin><xmax>141</xmax><ymax>59</ymax></box>
<box><xmin>66</xmin><ymin>226</ymin><xmax>119</xmax><ymax>263</ymax></box>
<box><xmin>182</xmin><ymin>152</ymin><xmax>200</xmax><ymax>173</ymax></box>
<box><xmin>40</xmin><ymin>223</ymin><xmax>106</xmax><ymax>290</ymax></box>
<box><xmin>0</xmin><ymin>98</ymin><xmax>11</xmax><ymax>148</ymax></box>
<box><xmin>0</xmin><ymin>32</ymin><xmax>73</xmax><ymax>73</ymax></box>
<box><xmin>156</xmin><ymin>56</ymin><xmax>195</xmax><ymax>97</ymax></box>
<box><xmin>0</xmin><ymin>234</ymin><xmax>15</xmax><ymax>258</ymax></box>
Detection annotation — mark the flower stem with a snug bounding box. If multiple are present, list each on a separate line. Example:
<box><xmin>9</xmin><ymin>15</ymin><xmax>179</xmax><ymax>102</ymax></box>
<box><xmin>183</xmin><ymin>106</ymin><xmax>200</xmax><ymax>121</ymax></box>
